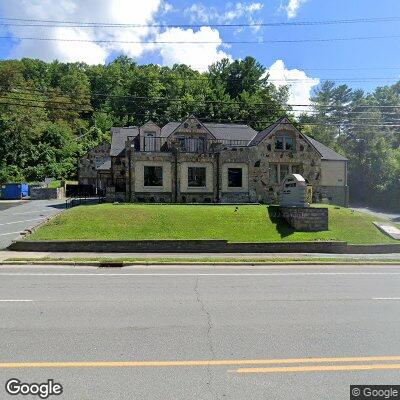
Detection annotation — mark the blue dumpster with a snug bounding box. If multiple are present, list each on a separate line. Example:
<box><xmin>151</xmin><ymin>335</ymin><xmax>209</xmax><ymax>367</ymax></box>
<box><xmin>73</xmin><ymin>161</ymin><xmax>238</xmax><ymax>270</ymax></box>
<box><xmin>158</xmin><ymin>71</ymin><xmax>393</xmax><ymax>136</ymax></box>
<box><xmin>3</xmin><ymin>183</ymin><xmax>29</xmax><ymax>199</ymax></box>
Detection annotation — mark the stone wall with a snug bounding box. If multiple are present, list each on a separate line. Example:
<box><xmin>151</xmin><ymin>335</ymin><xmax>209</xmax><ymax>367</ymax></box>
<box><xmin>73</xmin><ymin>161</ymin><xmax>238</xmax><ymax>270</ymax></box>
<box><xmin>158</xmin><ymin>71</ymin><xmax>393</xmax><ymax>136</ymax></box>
<box><xmin>30</xmin><ymin>187</ymin><xmax>65</xmax><ymax>200</ymax></box>
<box><xmin>78</xmin><ymin>142</ymin><xmax>111</xmax><ymax>186</ymax></box>
<box><xmin>9</xmin><ymin>239</ymin><xmax>348</xmax><ymax>253</ymax></box>
<box><xmin>280</xmin><ymin>206</ymin><xmax>328</xmax><ymax>231</ymax></box>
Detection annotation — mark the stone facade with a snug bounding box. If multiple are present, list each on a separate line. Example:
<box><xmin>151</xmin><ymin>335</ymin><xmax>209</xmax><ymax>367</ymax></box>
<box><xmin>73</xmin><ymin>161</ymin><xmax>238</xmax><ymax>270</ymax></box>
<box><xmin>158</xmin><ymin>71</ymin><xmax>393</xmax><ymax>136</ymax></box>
<box><xmin>78</xmin><ymin>141</ymin><xmax>111</xmax><ymax>189</ymax></box>
<box><xmin>80</xmin><ymin>116</ymin><xmax>349</xmax><ymax>206</ymax></box>
<box><xmin>280</xmin><ymin>206</ymin><xmax>329</xmax><ymax>231</ymax></box>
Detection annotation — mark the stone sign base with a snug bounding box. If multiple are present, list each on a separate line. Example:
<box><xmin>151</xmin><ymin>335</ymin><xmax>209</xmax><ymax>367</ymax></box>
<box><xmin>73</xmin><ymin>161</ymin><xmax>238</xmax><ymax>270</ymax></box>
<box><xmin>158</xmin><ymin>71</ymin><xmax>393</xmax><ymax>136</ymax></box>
<box><xmin>279</xmin><ymin>206</ymin><xmax>328</xmax><ymax>232</ymax></box>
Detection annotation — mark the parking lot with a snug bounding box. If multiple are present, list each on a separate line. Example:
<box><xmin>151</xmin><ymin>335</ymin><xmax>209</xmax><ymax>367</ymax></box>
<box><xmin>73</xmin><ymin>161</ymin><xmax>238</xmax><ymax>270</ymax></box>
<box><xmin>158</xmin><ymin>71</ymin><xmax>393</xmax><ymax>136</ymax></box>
<box><xmin>0</xmin><ymin>200</ymin><xmax>65</xmax><ymax>249</ymax></box>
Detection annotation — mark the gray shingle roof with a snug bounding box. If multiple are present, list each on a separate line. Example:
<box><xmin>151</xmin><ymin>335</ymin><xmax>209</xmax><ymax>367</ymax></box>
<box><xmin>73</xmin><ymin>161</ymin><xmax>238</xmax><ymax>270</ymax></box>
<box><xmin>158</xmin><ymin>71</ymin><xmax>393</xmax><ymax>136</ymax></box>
<box><xmin>303</xmin><ymin>135</ymin><xmax>348</xmax><ymax>161</ymax></box>
<box><xmin>161</xmin><ymin>122</ymin><xmax>180</xmax><ymax>137</ymax></box>
<box><xmin>110</xmin><ymin>127</ymin><xmax>138</xmax><ymax>156</ymax></box>
<box><xmin>204</xmin><ymin>123</ymin><xmax>257</xmax><ymax>142</ymax></box>
<box><xmin>96</xmin><ymin>160</ymin><xmax>111</xmax><ymax>171</ymax></box>
<box><xmin>248</xmin><ymin>120</ymin><xmax>282</xmax><ymax>146</ymax></box>
<box><xmin>160</xmin><ymin>121</ymin><xmax>257</xmax><ymax>142</ymax></box>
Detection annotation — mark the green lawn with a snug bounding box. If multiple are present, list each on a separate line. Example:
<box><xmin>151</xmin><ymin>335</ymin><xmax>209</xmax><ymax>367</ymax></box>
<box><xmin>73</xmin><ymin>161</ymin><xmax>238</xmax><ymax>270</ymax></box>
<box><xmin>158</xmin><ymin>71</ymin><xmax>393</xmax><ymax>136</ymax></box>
<box><xmin>28</xmin><ymin>204</ymin><xmax>399</xmax><ymax>244</ymax></box>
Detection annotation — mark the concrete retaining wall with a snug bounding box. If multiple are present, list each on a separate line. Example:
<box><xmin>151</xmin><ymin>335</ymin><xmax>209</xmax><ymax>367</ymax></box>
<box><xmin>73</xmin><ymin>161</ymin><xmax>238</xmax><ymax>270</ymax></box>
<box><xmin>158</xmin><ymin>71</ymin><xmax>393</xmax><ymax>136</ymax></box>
<box><xmin>347</xmin><ymin>244</ymin><xmax>400</xmax><ymax>254</ymax></box>
<box><xmin>9</xmin><ymin>240</ymin><xmax>348</xmax><ymax>253</ymax></box>
<box><xmin>280</xmin><ymin>207</ymin><xmax>328</xmax><ymax>231</ymax></box>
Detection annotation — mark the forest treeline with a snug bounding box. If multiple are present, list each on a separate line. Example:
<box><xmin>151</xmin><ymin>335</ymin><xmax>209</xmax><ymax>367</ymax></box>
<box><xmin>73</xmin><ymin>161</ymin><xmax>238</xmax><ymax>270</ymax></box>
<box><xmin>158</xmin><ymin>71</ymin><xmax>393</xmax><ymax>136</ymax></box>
<box><xmin>0</xmin><ymin>56</ymin><xmax>398</xmax><ymax>210</ymax></box>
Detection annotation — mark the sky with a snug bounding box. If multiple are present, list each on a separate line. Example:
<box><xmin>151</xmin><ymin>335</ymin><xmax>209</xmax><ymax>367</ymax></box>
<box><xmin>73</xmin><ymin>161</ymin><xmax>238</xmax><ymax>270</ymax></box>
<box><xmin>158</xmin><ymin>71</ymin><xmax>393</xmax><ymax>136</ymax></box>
<box><xmin>0</xmin><ymin>0</ymin><xmax>400</xmax><ymax>106</ymax></box>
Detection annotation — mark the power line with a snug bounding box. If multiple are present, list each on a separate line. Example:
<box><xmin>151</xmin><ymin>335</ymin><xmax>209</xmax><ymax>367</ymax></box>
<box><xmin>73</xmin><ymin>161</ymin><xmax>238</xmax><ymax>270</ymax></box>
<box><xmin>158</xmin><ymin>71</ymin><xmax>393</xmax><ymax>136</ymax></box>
<box><xmin>1</xmin><ymin>99</ymin><xmax>400</xmax><ymax>129</ymax></box>
<box><xmin>5</xmin><ymin>87</ymin><xmax>400</xmax><ymax>110</ymax></box>
<box><xmin>2</xmin><ymin>34</ymin><xmax>400</xmax><ymax>45</ymax></box>
<box><xmin>4</xmin><ymin>94</ymin><xmax>400</xmax><ymax>117</ymax></box>
<box><xmin>1</xmin><ymin>16</ymin><xmax>400</xmax><ymax>28</ymax></box>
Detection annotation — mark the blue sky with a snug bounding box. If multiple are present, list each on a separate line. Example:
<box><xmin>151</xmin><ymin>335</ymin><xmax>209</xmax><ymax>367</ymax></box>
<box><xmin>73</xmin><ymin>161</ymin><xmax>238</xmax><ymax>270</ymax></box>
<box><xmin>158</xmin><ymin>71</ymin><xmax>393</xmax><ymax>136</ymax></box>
<box><xmin>0</xmin><ymin>0</ymin><xmax>399</xmax><ymax>104</ymax></box>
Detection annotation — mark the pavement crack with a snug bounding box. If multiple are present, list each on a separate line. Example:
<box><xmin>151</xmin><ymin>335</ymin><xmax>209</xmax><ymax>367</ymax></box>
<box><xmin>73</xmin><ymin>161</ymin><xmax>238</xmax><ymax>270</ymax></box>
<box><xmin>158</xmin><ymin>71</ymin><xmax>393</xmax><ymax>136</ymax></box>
<box><xmin>194</xmin><ymin>276</ymin><xmax>219</xmax><ymax>400</ymax></box>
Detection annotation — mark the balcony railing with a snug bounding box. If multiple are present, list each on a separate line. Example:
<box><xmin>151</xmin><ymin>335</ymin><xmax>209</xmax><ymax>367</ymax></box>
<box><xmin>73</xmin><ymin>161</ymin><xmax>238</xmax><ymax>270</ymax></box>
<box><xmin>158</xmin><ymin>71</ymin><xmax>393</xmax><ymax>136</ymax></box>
<box><xmin>132</xmin><ymin>136</ymin><xmax>251</xmax><ymax>153</ymax></box>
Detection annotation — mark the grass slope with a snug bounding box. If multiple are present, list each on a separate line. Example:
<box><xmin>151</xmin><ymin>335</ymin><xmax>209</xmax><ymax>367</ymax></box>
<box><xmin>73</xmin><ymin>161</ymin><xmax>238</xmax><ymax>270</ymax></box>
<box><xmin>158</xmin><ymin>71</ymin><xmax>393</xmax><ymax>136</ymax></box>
<box><xmin>28</xmin><ymin>204</ymin><xmax>398</xmax><ymax>244</ymax></box>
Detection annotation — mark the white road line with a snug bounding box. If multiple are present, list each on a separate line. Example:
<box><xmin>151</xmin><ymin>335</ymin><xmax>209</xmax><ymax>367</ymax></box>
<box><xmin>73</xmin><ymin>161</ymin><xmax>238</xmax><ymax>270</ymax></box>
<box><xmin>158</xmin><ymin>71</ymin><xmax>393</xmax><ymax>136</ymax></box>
<box><xmin>0</xmin><ymin>218</ymin><xmax>44</xmax><ymax>226</ymax></box>
<box><xmin>0</xmin><ymin>300</ymin><xmax>33</xmax><ymax>302</ymax></box>
<box><xmin>1</xmin><ymin>272</ymin><xmax>400</xmax><ymax>277</ymax></box>
<box><xmin>12</xmin><ymin>211</ymin><xmax>50</xmax><ymax>216</ymax></box>
<box><xmin>0</xmin><ymin>231</ymin><xmax>22</xmax><ymax>236</ymax></box>
<box><xmin>373</xmin><ymin>297</ymin><xmax>400</xmax><ymax>300</ymax></box>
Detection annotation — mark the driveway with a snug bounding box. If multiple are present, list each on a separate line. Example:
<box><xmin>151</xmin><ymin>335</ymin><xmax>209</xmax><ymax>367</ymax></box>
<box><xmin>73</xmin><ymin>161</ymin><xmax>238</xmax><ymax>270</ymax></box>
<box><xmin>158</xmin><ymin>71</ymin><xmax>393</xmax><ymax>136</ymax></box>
<box><xmin>351</xmin><ymin>207</ymin><xmax>400</xmax><ymax>223</ymax></box>
<box><xmin>0</xmin><ymin>199</ymin><xmax>66</xmax><ymax>249</ymax></box>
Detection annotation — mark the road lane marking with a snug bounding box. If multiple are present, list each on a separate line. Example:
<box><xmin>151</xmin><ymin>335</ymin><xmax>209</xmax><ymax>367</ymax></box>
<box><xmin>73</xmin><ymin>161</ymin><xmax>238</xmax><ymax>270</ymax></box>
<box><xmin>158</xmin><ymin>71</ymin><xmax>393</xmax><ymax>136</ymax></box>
<box><xmin>2</xmin><ymin>356</ymin><xmax>400</xmax><ymax>369</ymax></box>
<box><xmin>234</xmin><ymin>363</ymin><xmax>400</xmax><ymax>374</ymax></box>
<box><xmin>373</xmin><ymin>298</ymin><xmax>400</xmax><ymax>300</ymax></box>
<box><xmin>0</xmin><ymin>300</ymin><xmax>33</xmax><ymax>302</ymax></box>
<box><xmin>0</xmin><ymin>218</ymin><xmax>44</xmax><ymax>226</ymax></box>
<box><xmin>1</xmin><ymin>272</ymin><xmax>400</xmax><ymax>276</ymax></box>
<box><xmin>0</xmin><ymin>231</ymin><xmax>21</xmax><ymax>236</ymax></box>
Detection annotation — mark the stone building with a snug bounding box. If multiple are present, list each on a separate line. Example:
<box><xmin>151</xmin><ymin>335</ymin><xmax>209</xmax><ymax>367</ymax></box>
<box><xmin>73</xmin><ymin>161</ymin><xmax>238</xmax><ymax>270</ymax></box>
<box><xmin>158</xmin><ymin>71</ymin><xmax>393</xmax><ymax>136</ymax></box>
<box><xmin>78</xmin><ymin>116</ymin><xmax>349</xmax><ymax>206</ymax></box>
<box><xmin>77</xmin><ymin>141</ymin><xmax>111</xmax><ymax>190</ymax></box>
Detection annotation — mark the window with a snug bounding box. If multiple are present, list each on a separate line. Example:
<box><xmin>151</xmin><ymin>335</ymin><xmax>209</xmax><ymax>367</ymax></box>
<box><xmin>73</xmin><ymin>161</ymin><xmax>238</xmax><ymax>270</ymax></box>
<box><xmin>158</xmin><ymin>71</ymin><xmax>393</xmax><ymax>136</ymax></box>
<box><xmin>269</xmin><ymin>163</ymin><xmax>278</xmax><ymax>184</ymax></box>
<box><xmin>275</xmin><ymin>136</ymin><xmax>284</xmax><ymax>150</ymax></box>
<box><xmin>144</xmin><ymin>132</ymin><xmax>157</xmax><ymax>151</ymax></box>
<box><xmin>144</xmin><ymin>166</ymin><xmax>163</xmax><ymax>186</ymax></box>
<box><xmin>228</xmin><ymin>168</ymin><xmax>243</xmax><ymax>188</ymax></box>
<box><xmin>178</xmin><ymin>137</ymin><xmax>186</xmax><ymax>151</ymax></box>
<box><xmin>177</xmin><ymin>137</ymin><xmax>205</xmax><ymax>152</ymax></box>
<box><xmin>280</xmin><ymin>164</ymin><xmax>289</xmax><ymax>182</ymax></box>
<box><xmin>285</xmin><ymin>137</ymin><xmax>294</xmax><ymax>150</ymax></box>
<box><xmin>275</xmin><ymin>134</ymin><xmax>295</xmax><ymax>151</ymax></box>
<box><xmin>188</xmin><ymin>167</ymin><xmax>206</xmax><ymax>187</ymax></box>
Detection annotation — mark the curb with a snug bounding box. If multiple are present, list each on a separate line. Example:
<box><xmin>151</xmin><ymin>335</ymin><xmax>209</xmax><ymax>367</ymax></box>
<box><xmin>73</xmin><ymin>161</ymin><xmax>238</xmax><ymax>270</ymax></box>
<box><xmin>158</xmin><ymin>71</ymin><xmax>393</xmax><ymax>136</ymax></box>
<box><xmin>1</xmin><ymin>261</ymin><xmax>399</xmax><ymax>267</ymax></box>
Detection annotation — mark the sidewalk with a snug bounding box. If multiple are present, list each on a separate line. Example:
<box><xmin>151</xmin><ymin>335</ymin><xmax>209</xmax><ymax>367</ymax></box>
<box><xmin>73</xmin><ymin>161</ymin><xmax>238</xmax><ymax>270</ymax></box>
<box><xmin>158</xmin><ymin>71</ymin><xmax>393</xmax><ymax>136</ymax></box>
<box><xmin>1</xmin><ymin>250</ymin><xmax>400</xmax><ymax>262</ymax></box>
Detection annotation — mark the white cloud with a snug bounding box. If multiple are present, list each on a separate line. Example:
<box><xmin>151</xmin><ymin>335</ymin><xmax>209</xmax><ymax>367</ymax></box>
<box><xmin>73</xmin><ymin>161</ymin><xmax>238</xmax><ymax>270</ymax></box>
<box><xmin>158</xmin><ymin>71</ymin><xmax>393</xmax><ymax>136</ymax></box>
<box><xmin>285</xmin><ymin>0</ymin><xmax>308</xmax><ymax>19</ymax></box>
<box><xmin>0</xmin><ymin>0</ymin><xmax>233</xmax><ymax>70</ymax></box>
<box><xmin>0</xmin><ymin>0</ymin><xmax>163</xmax><ymax>64</ymax></box>
<box><xmin>155</xmin><ymin>27</ymin><xmax>231</xmax><ymax>72</ymax></box>
<box><xmin>266</xmin><ymin>60</ymin><xmax>319</xmax><ymax>108</ymax></box>
<box><xmin>185</xmin><ymin>2</ymin><xmax>263</xmax><ymax>24</ymax></box>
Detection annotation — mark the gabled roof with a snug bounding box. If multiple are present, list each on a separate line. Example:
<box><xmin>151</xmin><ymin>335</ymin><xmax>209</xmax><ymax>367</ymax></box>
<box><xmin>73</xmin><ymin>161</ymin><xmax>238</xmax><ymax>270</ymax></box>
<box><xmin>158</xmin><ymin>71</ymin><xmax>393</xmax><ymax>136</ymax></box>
<box><xmin>303</xmin><ymin>135</ymin><xmax>348</xmax><ymax>161</ymax></box>
<box><xmin>165</xmin><ymin>115</ymin><xmax>217</xmax><ymax>139</ymax></box>
<box><xmin>249</xmin><ymin>117</ymin><xmax>348</xmax><ymax>161</ymax></box>
<box><xmin>110</xmin><ymin>126</ymin><xmax>138</xmax><ymax>156</ymax></box>
<box><xmin>248</xmin><ymin>117</ymin><xmax>288</xmax><ymax>146</ymax></box>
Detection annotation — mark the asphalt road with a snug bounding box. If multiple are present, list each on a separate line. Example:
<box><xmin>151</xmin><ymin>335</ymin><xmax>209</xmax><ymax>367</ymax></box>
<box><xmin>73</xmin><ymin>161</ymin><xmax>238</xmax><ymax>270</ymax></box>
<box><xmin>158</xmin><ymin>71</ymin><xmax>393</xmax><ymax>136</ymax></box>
<box><xmin>1</xmin><ymin>264</ymin><xmax>400</xmax><ymax>399</ymax></box>
<box><xmin>0</xmin><ymin>200</ymin><xmax>66</xmax><ymax>250</ymax></box>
